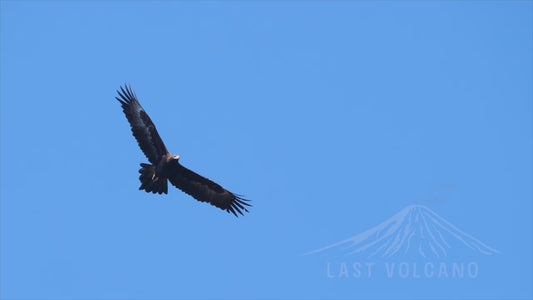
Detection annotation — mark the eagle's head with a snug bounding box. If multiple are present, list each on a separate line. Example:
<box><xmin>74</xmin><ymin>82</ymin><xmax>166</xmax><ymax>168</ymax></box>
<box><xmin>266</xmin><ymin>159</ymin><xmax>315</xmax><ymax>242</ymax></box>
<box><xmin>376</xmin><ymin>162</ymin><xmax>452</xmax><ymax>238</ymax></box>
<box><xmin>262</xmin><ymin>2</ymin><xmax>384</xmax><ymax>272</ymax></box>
<box><xmin>173</xmin><ymin>155</ymin><xmax>181</xmax><ymax>160</ymax></box>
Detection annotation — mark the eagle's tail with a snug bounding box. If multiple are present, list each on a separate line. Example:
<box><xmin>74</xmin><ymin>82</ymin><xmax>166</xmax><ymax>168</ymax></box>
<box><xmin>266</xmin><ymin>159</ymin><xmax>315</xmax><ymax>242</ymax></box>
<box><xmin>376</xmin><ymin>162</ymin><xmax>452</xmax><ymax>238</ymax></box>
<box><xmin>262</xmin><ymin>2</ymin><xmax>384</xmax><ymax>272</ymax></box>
<box><xmin>138</xmin><ymin>163</ymin><xmax>168</xmax><ymax>194</ymax></box>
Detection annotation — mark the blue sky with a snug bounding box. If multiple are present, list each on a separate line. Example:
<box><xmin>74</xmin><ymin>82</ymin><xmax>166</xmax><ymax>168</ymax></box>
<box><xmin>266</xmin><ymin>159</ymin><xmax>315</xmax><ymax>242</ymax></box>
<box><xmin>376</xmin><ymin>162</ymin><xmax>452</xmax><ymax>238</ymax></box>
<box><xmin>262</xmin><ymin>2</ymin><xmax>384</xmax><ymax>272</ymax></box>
<box><xmin>1</xmin><ymin>1</ymin><xmax>531</xmax><ymax>299</ymax></box>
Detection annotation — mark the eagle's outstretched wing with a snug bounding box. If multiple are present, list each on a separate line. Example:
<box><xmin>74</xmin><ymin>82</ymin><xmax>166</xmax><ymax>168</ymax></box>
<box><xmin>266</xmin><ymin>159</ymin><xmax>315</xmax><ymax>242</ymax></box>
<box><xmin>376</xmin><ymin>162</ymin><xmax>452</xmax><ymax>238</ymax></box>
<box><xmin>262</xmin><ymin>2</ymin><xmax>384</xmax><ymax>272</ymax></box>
<box><xmin>169</xmin><ymin>163</ymin><xmax>251</xmax><ymax>217</ymax></box>
<box><xmin>116</xmin><ymin>85</ymin><xmax>169</xmax><ymax>165</ymax></box>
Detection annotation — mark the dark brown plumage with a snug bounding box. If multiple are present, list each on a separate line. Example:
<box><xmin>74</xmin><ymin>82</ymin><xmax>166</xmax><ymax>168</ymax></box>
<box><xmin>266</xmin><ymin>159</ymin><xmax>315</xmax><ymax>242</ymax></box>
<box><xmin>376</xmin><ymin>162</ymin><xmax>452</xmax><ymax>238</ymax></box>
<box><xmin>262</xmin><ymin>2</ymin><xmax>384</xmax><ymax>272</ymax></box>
<box><xmin>116</xmin><ymin>85</ymin><xmax>250</xmax><ymax>217</ymax></box>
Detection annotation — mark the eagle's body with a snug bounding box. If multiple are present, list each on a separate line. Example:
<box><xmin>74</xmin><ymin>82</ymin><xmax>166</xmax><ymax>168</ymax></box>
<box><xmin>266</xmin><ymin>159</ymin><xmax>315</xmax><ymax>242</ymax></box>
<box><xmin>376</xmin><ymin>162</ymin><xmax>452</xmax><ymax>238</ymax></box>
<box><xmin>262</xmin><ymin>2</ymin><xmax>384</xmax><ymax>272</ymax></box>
<box><xmin>116</xmin><ymin>85</ymin><xmax>250</xmax><ymax>216</ymax></box>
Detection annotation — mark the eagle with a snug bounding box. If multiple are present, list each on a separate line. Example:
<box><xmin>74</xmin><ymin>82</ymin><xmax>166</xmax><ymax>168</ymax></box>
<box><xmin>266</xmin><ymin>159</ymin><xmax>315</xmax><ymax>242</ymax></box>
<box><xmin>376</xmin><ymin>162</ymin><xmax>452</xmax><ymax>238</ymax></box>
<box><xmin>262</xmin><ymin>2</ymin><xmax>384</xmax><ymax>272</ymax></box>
<box><xmin>116</xmin><ymin>85</ymin><xmax>250</xmax><ymax>217</ymax></box>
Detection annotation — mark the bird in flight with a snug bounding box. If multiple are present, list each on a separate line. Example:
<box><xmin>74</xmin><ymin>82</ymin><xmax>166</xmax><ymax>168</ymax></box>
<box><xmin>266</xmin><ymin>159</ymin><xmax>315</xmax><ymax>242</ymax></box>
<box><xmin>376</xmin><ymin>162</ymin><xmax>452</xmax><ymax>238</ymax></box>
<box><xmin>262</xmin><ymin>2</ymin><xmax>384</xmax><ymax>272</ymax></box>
<box><xmin>116</xmin><ymin>85</ymin><xmax>250</xmax><ymax>217</ymax></box>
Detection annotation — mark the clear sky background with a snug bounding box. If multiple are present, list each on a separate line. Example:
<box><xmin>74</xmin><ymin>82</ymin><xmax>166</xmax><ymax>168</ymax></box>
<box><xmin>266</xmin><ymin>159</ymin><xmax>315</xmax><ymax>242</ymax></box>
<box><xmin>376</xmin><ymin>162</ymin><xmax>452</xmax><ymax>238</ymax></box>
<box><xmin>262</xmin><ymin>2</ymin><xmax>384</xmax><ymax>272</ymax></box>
<box><xmin>1</xmin><ymin>1</ymin><xmax>532</xmax><ymax>299</ymax></box>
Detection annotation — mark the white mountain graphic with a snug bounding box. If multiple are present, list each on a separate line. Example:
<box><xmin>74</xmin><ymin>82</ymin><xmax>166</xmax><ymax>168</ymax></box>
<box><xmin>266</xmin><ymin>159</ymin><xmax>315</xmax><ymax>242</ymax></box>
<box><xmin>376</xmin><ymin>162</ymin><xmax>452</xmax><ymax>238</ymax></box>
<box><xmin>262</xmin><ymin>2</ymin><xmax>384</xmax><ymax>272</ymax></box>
<box><xmin>307</xmin><ymin>205</ymin><xmax>499</xmax><ymax>259</ymax></box>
